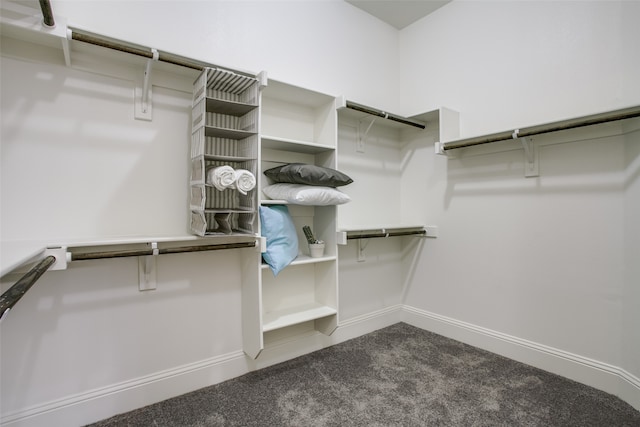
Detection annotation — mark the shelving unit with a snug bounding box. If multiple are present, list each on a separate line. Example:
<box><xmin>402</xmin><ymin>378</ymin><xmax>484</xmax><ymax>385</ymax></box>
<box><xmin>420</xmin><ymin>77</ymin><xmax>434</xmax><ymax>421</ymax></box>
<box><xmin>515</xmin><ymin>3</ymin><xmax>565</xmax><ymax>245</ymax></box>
<box><xmin>242</xmin><ymin>80</ymin><xmax>341</xmax><ymax>358</ymax></box>
<box><xmin>336</xmin><ymin>102</ymin><xmax>457</xmax><ymax>231</ymax></box>
<box><xmin>190</xmin><ymin>68</ymin><xmax>263</xmax><ymax>236</ymax></box>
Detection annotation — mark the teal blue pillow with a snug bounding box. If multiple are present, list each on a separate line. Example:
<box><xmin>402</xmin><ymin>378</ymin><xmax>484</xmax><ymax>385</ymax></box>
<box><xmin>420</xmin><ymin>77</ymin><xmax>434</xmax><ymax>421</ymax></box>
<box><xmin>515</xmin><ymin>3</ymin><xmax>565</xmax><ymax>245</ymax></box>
<box><xmin>259</xmin><ymin>205</ymin><xmax>298</xmax><ymax>275</ymax></box>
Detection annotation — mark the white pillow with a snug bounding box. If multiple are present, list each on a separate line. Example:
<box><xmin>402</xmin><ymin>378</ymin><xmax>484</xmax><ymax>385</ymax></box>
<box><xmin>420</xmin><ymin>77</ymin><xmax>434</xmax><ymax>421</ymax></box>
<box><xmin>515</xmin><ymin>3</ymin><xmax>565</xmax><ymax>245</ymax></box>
<box><xmin>263</xmin><ymin>183</ymin><xmax>351</xmax><ymax>205</ymax></box>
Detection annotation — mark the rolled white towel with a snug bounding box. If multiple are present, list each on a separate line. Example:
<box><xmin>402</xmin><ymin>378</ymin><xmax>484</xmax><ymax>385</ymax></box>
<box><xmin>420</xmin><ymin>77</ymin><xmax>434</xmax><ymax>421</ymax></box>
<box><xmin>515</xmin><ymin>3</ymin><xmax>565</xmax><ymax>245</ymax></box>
<box><xmin>234</xmin><ymin>169</ymin><xmax>256</xmax><ymax>195</ymax></box>
<box><xmin>207</xmin><ymin>165</ymin><xmax>236</xmax><ymax>191</ymax></box>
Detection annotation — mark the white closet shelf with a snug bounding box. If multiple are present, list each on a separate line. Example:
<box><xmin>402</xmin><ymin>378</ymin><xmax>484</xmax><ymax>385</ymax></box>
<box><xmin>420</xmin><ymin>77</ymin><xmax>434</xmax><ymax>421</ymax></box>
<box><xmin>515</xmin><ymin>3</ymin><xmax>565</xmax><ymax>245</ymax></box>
<box><xmin>338</xmin><ymin>99</ymin><xmax>427</xmax><ymax>130</ymax></box>
<box><xmin>261</xmin><ymin>135</ymin><xmax>335</xmax><ymax>154</ymax></box>
<box><xmin>1</xmin><ymin>234</ymin><xmax>258</xmax><ymax>276</ymax></box>
<box><xmin>262</xmin><ymin>303</ymin><xmax>337</xmax><ymax>332</ymax></box>
<box><xmin>204</xmin><ymin>126</ymin><xmax>256</xmax><ymax>140</ymax></box>
<box><xmin>337</xmin><ymin>225</ymin><xmax>429</xmax><ymax>243</ymax></box>
<box><xmin>203</xmin><ymin>154</ymin><xmax>256</xmax><ymax>162</ymax></box>
<box><xmin>439</xmin><ymin>105</ymin><xmax>640</xmax><ymax>152</ymax></box>
<box><xmin>339</xmin><ymin>224</ymin><xmax>426</xmax><ymax>233</ymax></box>
<box><xmin>261</xmin><ymin>254</ymin><xmax>336</xmax><ymax>270</ymax></box>
<box><xmin>263</xmin><ymin>79</ymin><xmax>335</xmax><ymax>108</ymax></box>
<box><xmin>205</xmin><ymin>98</ymin><xmax>257</xmax><ymax>116</ymax></box>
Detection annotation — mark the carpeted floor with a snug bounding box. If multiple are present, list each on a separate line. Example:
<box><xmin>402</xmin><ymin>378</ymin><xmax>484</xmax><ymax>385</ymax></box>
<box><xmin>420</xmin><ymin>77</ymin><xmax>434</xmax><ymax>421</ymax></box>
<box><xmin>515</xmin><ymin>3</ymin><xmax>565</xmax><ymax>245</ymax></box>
<box><xmin>89</xmin><ymin>323</ymin><xmax>640</xmax><ymax>426</ymax></box>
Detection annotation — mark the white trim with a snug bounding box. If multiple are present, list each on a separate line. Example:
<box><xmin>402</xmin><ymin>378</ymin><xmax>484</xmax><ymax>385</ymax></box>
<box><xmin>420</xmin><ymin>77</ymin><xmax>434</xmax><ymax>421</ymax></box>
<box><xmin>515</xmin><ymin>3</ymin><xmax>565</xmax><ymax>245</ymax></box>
<box><xmin>401</xmin><ymin>305</ymin><xmax>640</xmax><ymax>411</ymax></box>
<box><xmin>4</xmin><ymin>304</ymin><xmax>638</xmax><ymax>426</ymax></box>
<box><xmin>1</xmin><ymin>350</ymin><xmax>248</xmax><ymax>427</ymax></box>
<box><xmin>337</xmin><ymin>304</ymin><xmax>403</xmax><ymax>331</ymax></box>
<box><xmin>1</xmin><ymin>305</ymin><xmax>402</xmax><ymax>427</ymax></box>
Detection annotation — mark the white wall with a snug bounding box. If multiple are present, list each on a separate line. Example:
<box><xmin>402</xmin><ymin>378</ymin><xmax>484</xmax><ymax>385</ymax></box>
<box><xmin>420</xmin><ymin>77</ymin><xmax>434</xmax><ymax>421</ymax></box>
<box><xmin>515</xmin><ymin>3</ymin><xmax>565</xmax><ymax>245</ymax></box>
<box><xmin>0</xmin><ymin>38</ymin><xmax>194</xmax><ymax>243</ymax></box>
<box><xmin>1</xmin><ymin>1</ymin><xmax>400</xmax><ymax>425</ymax></box>
<box><xmin>398</xmin><ymin>0</ymin><xmax>640</xmax><ymax>392</ymax></box>
<box><xmin>2</xmin><ymin>0</ymin><xmax>639</xmax><ymax>424</ymax></box>
<box><xmin>53</xmin><ymin>0</ymin><xmax>401</xmax><ymax>112</ymax></box>
<box><xmin>399</xmin><ymin>0</ymin><xmax>640</xmax><ymax>136</ymax></box>
<box><xmin>623</xmin><ymin>122</ymin><xmax>640</xmax><ymax>379</ymax></box>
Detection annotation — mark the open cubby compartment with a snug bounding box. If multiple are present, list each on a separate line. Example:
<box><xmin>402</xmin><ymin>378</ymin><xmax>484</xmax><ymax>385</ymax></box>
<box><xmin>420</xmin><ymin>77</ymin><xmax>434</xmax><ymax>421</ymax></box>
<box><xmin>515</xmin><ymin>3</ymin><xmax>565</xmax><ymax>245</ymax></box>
<box><xmin>261</xmin><ymin>260</ymin><xmax>338</xmax><ymax>334</ymax></box>
<box><xmin>337</xmin><ymin>108</ymin><xmax>438</xmax><ymax>230</ymax></box>
<box><xmin>191</xmin><ymin>131</ymin><xmax>258</xmax><ymax>159</ymax></box>
<box><xmin>192</xmin><ymin>99</ymin><xmax>259</xmax><ymax>135</ymax></box>
<box><xmin>261</xmin><ymin>80</ymin><xmax>337</xmax><ymax>146</ymax></box>
<box><xmin>193</xmin><ymin>67</ymin><xmax>260</xmax><ymax>108</ymax></box>
<box><xmin>190</xmin><ymin>156</ymin><xmax>257</xmax><ymax>186</ymax></box>
<box><xmin>191</xmin><ymin>210</ymin><xmax>256</xmax><ymax>236</ymax></box>
<box><xmin>190</xmin><ymin>184</ymin><xmax>255</xmax><ymax>212</ymax></box>
<box><xmin>260</xmin><ymin>144</ymin><xmax>337</xmax><ymax>196</ymax></box>
<box><xmin>281</xmin><ymin>204</ymin><xmax>336</xmax><ymax>259</ymax></box>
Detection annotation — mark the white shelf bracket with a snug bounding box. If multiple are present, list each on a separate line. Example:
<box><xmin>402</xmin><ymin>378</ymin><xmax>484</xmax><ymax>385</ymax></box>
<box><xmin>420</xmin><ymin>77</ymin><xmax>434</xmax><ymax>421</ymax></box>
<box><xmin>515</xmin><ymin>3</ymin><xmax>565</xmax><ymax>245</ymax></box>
<box><xmin>357</xmin><ymin>116</ymin><xmax>377</xmax><ymax>153</ymax></box>
<box><xmin>357</xmin><ymin>239</ymin><xmax>366</xmax><ymax>262</ymax></box>
<box><xmin>512</xmin><ymin>130</ymin><xmax>539</xmax><ymax>177</ymax></box>
<box><xmin>44</xmin><ymin>246</ymin><xmax>69</xmax><ymax>270</ymax></box>
<box><xmin>62</xmin><ymin>29</ymin><xmax>72</xmax><ymax>67</ymax></box>
<box><xmin>134</xmin><ymin>48</ymin><xmax>158</xmax><ymax>121</ymax></box>
<box><xmin>138</xmin><ymin>242</ymin><xmax>158</xmax><ymax>291</ymax></box>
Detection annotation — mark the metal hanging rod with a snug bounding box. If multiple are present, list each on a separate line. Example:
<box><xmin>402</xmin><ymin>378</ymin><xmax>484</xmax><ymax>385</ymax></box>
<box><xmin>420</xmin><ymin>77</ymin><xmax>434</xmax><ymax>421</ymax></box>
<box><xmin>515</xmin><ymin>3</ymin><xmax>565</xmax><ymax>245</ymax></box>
<box><xmin>69</xmin><ymin>28</ymin><xmax>257</xmax><ymax>77</ymax></box>
<box><xmin>345</xmin><ymin>100</ymin><xmax>426</xmax><ymax>130</ymax></box>
<box><xmin>69</xmin><ymin>241</ymin><xmax>257</xmax><ymax>261</ymax></box>
<box><xmin>346</xmin><ymin>229</ymin><xmax>427</xmax><ymax>240</ymax></box>
<box><xmin>441</xmin><ymin>105</ymin><xmax>640</xmax><ymax>151</ymax></box>
<box><xmin>38</xmin><ymin>0</ymin><xmax>55</xmax><ymax>28</ymax></box>
<box><xmin>0</xmin><ymin>240</ymin><xmax>257</xmax><ymax>320</ymax></box>
<box><xmin>0</xmin><ymin>255</ymin><xmax>57</xmax><ymax>322</ymax></box>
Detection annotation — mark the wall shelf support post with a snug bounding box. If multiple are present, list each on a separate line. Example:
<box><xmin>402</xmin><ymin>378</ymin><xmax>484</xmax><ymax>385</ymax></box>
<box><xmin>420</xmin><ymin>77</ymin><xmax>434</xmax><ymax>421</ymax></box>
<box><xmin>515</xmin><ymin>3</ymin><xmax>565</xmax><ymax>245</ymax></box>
<box><xmin>138</xmin><ymin>242</ymin><xmax>158</xmax><ymax>291</ymax></box>
<box><xmin>517</xmin><ymin>133</ymin><xmax>538</xmax><ymax>177</ymax></box>
<box><xmin>357</xmin><ymin>117</ymin><xmax>377</xmax><ymax>153</ymax></box>
<box><xmin>135</xmin><ymin>48</ymin><xmax>158</xmax><ymax>121</ymax></box>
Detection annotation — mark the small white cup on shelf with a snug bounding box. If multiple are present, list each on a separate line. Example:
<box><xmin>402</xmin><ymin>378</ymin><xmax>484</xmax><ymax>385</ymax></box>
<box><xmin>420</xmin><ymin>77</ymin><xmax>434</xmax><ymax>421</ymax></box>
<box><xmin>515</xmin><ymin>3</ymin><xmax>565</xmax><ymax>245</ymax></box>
<box><xmin>308</xmin><ymin>242</ymin><xmax>325</xmax><ymax>258</ymax></box>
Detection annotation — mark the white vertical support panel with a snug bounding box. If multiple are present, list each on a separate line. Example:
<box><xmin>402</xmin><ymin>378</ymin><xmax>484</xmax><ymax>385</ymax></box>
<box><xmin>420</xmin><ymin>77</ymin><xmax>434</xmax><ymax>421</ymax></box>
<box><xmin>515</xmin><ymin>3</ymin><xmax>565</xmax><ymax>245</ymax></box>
<box><xmin>439</xmin><ymin>107</ymin><xmax>460</xmax><ymax>143</ymax></box>
<box><xmin>241</xmin><ymin>243</ymin><xmax>263</xmax><ymax>358</ymax></box>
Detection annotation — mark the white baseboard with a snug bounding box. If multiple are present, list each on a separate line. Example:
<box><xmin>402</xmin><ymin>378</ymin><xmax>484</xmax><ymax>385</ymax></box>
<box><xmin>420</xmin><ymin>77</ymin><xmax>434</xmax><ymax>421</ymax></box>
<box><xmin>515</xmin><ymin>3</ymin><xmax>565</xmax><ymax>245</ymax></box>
<box><xmin>335</xmin><ymin>304</ymin><xmax>403</xmax><ymax>341</ymax></box>
<box><xmin>401</xmin><ymin>304</ymin><xmax>640</xmax><ymax>411</ymax></box>
<box><xmin>1</xmin><ymin>350</ymin><xmax>249</xmax><ymax>427</ymax></box>
<box><xmin>1</xmin><ymin>305</ymin><xmax>402</xmax><ymax>427</ymax></box>
<box><xmin>4</xmin><ymin>304</ymin><xmax>637</xmax><ymax>426</ymax></box>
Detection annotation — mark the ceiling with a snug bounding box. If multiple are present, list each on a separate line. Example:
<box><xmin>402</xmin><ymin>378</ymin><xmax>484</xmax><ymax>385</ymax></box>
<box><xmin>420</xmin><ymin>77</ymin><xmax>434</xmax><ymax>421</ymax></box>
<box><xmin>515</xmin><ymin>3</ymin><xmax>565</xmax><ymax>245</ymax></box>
<box><xmin>345</xmin><ymin>0</ymin><xmax>452</xmax><ymax>29</ymax></box>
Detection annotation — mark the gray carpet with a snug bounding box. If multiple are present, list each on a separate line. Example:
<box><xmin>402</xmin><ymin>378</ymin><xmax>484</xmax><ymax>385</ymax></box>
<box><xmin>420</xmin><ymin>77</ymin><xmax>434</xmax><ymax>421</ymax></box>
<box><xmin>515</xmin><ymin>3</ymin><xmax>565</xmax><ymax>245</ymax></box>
<box><xmin>89</xmin><ymin>323</ymin><xmax>640</xmax><ymax>426</ymax></box>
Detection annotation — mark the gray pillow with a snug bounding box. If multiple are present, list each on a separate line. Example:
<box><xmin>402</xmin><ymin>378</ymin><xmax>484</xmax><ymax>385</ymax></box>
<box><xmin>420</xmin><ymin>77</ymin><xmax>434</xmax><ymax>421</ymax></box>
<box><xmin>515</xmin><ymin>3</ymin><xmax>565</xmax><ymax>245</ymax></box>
<box><xmin>264</xmin><ymin>163</ymin><xmax>353</xmax><ymax>187</ymax></box>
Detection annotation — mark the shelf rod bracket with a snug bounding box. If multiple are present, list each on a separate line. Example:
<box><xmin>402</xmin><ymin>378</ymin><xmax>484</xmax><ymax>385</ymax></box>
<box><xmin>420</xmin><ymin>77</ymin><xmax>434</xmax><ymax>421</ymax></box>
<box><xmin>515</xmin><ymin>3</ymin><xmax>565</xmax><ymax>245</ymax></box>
<box><xmin>138</xmin><ymin>242</ymin><xmax>158</xmax><ymax>291</ymax></box>
<box><xmin>512</xmin><ymin>130</ymin><xmax>539</xmax><ymax>177</ymax></box>
<box><xmin>134</xmin><ymin>48</ymin><xmax>158</xmax><ymax>121</ymax></box>
<box><xmin>61</xmin><ymin>29</ymin><xmax>72</xmax><ymax>67</ymax></box>
<box><xmin>357</xmin><ymin>116</ymin><xmax>377</xmax><ymax>153</ymax></box>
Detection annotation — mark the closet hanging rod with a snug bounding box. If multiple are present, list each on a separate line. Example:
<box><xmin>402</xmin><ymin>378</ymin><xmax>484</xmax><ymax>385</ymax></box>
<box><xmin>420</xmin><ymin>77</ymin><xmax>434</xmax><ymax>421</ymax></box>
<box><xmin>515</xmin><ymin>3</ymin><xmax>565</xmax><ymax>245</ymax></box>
<box><xmin>442</xmin><ymin>105</ymin><xmax>640</xmax><ymax>151</ymax></box>
<box><xmin>69</xmin><ymin>241</ymin><xmax>257</xmax><ymax>261</ymax></box>
<box><xmin>69</xmin><ymin>29</ymin><xmax>256</xmax><ymax>77</ymax></box>
<box><xmin>346</xmin><ymin>230</ymin><xmax>427</xmax><ymax>240</ymax></box>
<box><xmin>39</xmin><ymin>0</ymin><xmax>55</xmax><ymax>28</ymax></box>
<box><xmin>0</xmin><ymin>255</ymin><xmax>56</xmax><ymax>321</ymax></box>
<box><xmin>345</xmin><ymin>101</ymin><xmax>426</xmax><ymax>129</ymax></box>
